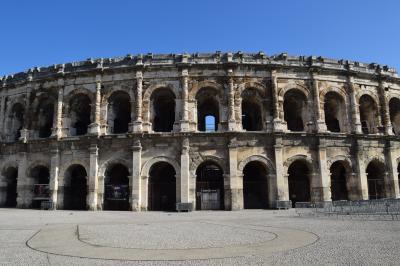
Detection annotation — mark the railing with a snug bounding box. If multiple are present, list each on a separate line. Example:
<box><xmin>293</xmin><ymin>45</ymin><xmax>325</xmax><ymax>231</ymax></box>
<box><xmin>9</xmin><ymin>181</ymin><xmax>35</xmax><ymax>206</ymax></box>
<box><xmin>295</xmin><ymin>199</ymin><xmax>400</xmax><ymax>220</ymax></box>
<box><xmin>33</xmin><ymin>184</ymin><xmax>50</xmax><ymax>199</ymax></box>
<box><xmin>104</xmin><ymin>185</ymin><xmax>129</xmax><ymax>201</ymax></box>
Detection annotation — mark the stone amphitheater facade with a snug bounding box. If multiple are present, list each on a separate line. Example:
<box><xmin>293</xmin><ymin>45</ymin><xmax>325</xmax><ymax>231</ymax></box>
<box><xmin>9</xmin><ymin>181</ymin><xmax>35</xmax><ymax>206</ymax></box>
<box><xmin>1</xmin><ymin>52</ymin><xmax>400</xmax><ymax>211</ymax></box>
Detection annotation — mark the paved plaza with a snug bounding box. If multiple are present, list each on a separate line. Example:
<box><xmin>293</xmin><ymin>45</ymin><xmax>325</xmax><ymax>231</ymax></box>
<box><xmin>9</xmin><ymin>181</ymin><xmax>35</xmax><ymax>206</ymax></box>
<box><xmin>0</xmin><ymin>209</ymin><xmax>399</xmax><ymax>265</ymax></box>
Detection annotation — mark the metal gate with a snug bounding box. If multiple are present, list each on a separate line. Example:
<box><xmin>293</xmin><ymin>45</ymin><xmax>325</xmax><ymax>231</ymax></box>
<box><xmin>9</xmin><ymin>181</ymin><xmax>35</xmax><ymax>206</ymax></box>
<box><xmin>200</xmin><ymin>189</ymin><xmax>220</xmax><ymax>210</ymax></box>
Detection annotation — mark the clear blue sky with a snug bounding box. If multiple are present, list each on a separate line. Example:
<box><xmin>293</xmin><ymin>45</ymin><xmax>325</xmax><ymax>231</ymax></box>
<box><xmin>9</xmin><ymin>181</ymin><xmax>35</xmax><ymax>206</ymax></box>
<box><xmin>1</xmin><ymin>0</ymin><xmax>399</xmax><ymax>76</ymax></box>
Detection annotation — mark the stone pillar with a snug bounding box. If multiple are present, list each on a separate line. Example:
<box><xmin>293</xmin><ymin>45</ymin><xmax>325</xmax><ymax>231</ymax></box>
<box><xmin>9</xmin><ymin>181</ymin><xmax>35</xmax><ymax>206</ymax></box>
<box><xmin>379</xmin><ymin>79</ymin><xmax>392</xmax><ymax>135</ymax></box>
<box><xmin>19</xmin><ymin>88</ymin><xmax>31</xmax><ymax>143</ymax></box>
<box><xmin>227</xmin><ymin>69</ymin><xmax>237</xmax><ymax>131</ymax></box>
<box><xmin>271</xmin><ymin>70</ymin><xmax>284</xmax><ymax>132</ymax></box>
<box><xmin>16</xmin><ymin>152</ymin><xmax>28</xmax><ymax>208</ymax></box>
<box><xmin>316</xmin><ymin>138</ymin><xmax>331</xmax><ymax>202</ymax></box>
<box><xmin>180</xmin><ymin>138</ymin><xmax>190</xmax><ymax>204</ymax></box>
<box><xmin>180</xmin><ymin>69</ymin><xmax>190</xmax><ymax>131</ymax></box>
<box><xmin>347</xmin><ymin>172</ymin><xmax>359</xmax><ymax>200</ymax></box>
<box><xmin>89</xmin><ymin>75</ymin><xmax>101</xmax><ymax>135</ymax></box>
<box><xmin>88</xmin><ymin>144</ymin><xmax>99</xmax><ymax>210</ymax></box>
<box><xmin>133</xmin><ymin>71</ymin><xmax>143</xmax><ymax>132</ymax></box>
<box><xmin>49</xmin><ymin>148</ymin><xmax>60</xmax><ymax>208</ymax></box>
<box><xmin>131</xmin><ymin>140</ymin><xmax>142</xmax><ymax>211</ymax></box>
<box><xmin>52</xmin><ymin>78</ymin><xmax>64</xmax><ymax>138</ymax></box>
<box><xmin>312</xmin><ymin>73</ymin><xmax>326</xmax><ymax>132</ymax></box>
<box><xmin>355</xmin><ymin>140</ymin><xmax>369</xmax><ymax>199</ymax></box>
<box><xmin>348</xmin><ymin>76</ymin><xmax>362</xmax><ymax>134</ymax></box>
<box><xmin>228</xmin><ymin>138</ymin><xmax>241</xmax><ymax>210</ymax></box>
<box><xmin>274</xmin><ymin>137</ymin><xmax>289</xmax><ymax>207</ymax></box>
<box><xmin>386</xmin><ymin>142</ymin><xmax>400</xmax><ymax>198</ymax></box>
<box><xmin>0</xmin><ymin>93</ymin><xmax>6</xmax><ymax>140</ymax></box>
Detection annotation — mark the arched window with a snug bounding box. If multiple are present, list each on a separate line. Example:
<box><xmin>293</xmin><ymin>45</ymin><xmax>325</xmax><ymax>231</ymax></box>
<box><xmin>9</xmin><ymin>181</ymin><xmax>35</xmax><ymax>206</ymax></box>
<box><xmin>241</xmin><ymin>88</ymin><xmax>263</xmax><ymax>131</ymax></box>
<box><xmin>107</xmin><ymin>91</ymin><xmax>131</xmax><ymax>134</ymax></box>
<box><xmin>359</xmin><ymin>95</ymin><xmax>379</xmax><ymax>134</ymax></box>
<box><xmin>8</xmin><ymin>103</ymin><xmax>25</xmax><ymax>141</ymax></box>
<box><xmin>324</xmin><ymin>92</ymin><xmax>346</xmax><ymax>133</ymax></box>
<box><xmin>389</xmin><ymin>98</ymin><xmax>400</xmax><ymax>135</ymax></box>
<box><xmin>151</xmin><ymin>88</ymin><xmax>175</xmax><ymax>132</ymax></box>
<box><xmin>69</xmin><ymin>94</ymin><xmax>91</xmax><ymax>136</ymax></box>
<box><xmin>196</xmin><ymin>88</ymin><xmax>219</xmax><ymax>132</ymax></box>
<box><xmin>283</xmin><ymin>90</ymin><xmax>307</xmax><ymax>132</ymax></box>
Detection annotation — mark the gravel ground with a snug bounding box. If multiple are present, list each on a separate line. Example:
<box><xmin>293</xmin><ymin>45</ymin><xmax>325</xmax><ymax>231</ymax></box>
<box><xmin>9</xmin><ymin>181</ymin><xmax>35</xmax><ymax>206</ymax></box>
<box><xmin>0</xmin><ymin>209</ymin><xmax>399</xmax><ymax>265</ymax></box>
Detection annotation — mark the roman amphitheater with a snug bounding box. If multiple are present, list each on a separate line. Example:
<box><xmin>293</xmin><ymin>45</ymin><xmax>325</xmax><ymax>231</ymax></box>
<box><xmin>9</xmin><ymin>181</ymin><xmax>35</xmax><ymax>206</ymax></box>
<box><xmin>0</xmin><ymin>51</ymin><xmax>399</xmax><ymax>212</ymax></box>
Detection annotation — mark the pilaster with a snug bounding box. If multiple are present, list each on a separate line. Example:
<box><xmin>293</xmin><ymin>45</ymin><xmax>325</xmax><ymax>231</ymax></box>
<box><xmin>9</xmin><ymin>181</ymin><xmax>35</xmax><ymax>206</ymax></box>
<box><xmin>88</xmin><ymin>144</ymin><xmax>99</xmax><ymax>210</ymax></box>
<box><xmin>355</xmin><ymin>140</ymin><xmax>369</xmax><ymax>199</ymax></box>
<box><xmin>386</xmin><ymin>141</ymin><xmax>400</xmax><ymax>198</ymax></box>
<box><xmin>271</xmin><ymin>70</ymin><xmax>284</xmax><ymax>132</ymax></box>
<box><xmin>228</xmin><ymin>137</ymin><xmax>241</xmax><ymax>210</ymax></box>
<box><xmin>274</xmin><ymin>137</ymin><xmax>289</xmax><ymax>207</ymax></box>
<box><xmin>227</xmin><ymin>69</ymin><xmax>237</xmax><ymax>131</ymax></box>
<box><xmin>131</xmin><ymin>140</ymin><xmax>142</xmax><ymax>211</ymax></box>
<box><xmin>52</xmin><ymin>78</ymin><xmax>64</xmax><ymax>138</ymax></box>
<box><xmin>348</xmin><ymin>76</ymin><xmax>362</xmax><ymax>134</ymax></box>
<box><xmin>180</xmin><ymin>138</ymin><xmax>190</xmax><ymax>203</ymax></box>
<box><xmin>132</xmin><ymin>71</ymin><xmax>143</xmax><ymax>132</ymax></box>
<box><xmin>316</xmin><ymin>138</ymin><xmax>331</xmax><ymax>202</ymax></box>
<box><xmin>49</xmin><ymin>148</ymin><xmax>60</xmax><ymax>208</ymax></box>
<box><xmin>312</xmin><ymin>72</ymin><xmax>326</xmax><ymax>132</ymax></box>
<box><xmin>180</xmin><ymin>69</ymin><xmax>190</xmax><ymax>131</ymax></box>
<box><xmin>88</xmin><ymin>75</ymin><xmax>101</xmax><ymax>135</ymax></box>
<box><xmin>16</xmin><ymin>152</ymin><xmax>28</xmax><ymax>208</ymax></box>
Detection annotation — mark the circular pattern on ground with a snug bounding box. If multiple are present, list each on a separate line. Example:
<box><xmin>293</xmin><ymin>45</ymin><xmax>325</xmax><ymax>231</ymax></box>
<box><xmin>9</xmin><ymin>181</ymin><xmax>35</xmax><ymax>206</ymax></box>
<box><xmin>78</xmin><ymin>222</ymin><xmax>277</xmax><ymax>249</ymax></box>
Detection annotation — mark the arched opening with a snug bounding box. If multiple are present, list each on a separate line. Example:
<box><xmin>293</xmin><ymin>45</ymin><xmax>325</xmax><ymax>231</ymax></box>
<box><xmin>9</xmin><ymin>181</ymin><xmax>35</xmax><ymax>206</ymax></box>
<box><xmin>2</xmin><ymin>167</ymin><xmax>18</xmax><ymax>207</ymax></box>
<box><xmin>196</xmin><ymin>161</ymin><xmax>224</xmax><ymax>210</ymax></box>
<box><xmin>69</xmin><ymin>94</ymin><xmax>91</xmax><ymax>136</ymax></box>
<box><xmin>148</xmin><ymin>162</ymin><xmax>176</xmax><ymax>211</ymax></box>
<box><xmin>63</xmin><ymin>165</ymin><xmax>87</xmax><ymax>210</ymax></box>
<box><xmin>243</xmin><ymin>161</ymin><xmax>268</xmax><ymax>209</ymax></box>
<box><xmin>31</xmin><ymin>166</ymin><xmax>50</xmax><ymax>209</ymax></box>
<box><xmin>283</xmin><ymin>90</ymin><xmax>307</xmax><ymax>131</ymax></box>
<box><xmin>9</xmin><ymin>103</ymin><xmax>25</xmax><ymax>141</ymax></box>
<box><xmin>196</xmin><ymin>88</ymin><xmax>219</xmax><ymax>132</ymax></box>
<box><xmin>108</xmin><ymin>91</ymin><xmax>131</xmax><ymax>134</ymax></box>
<box><xmin>324</xmin><ymin>92</ymin><xmax>346</xmax><ymax>133</ymax></box>
<box><xmin>242</xmin><ymin>99</ymin><xmax>262</xmax><ymax>131</ymax></box>
<box><xmin>389</xmin><ymin>98</ymin><xmax>400</xmax><ymax>135</ymax></box>
<box><xmin>104</xmin><ymin>164</ymin><xmax>130</xmax><ymax>211</ymax></box>
<box><xmin>366</xmin><ymin>160</ymin><xmax>386</xmax><ymax>200</ymax></box>
<box><xmin>288</xmin><ymin>160</ymin><xmax>311</xmax><ymax>207</ymax></box>
<box><xmin>359</xmin><ymin>95</ymin><xmax>379</xmax><ymax>134</ymax></box>
<box><xmin>329</xmin><ymin>161</ymin><xmax>349</xmax><ymax>201</ymax></box>
<box><xmin>36</xmin><ymin>99</ymin><xmax>54</xmax><ymax>138</ymax></box>
<box><xmin>151</xmin><ymin>88</ymin><xmax>175</xmax><ymax>132</ymax></box>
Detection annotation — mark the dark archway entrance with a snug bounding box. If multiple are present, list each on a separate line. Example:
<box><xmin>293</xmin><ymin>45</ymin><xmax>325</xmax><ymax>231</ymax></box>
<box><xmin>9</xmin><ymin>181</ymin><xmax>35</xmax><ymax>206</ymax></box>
<box><xmin>64</xmin><ymin>165</ymin><xmax>87</xmax><ymax>210</ymax></box>
<box><xmin>330</xmin><ymin>161</ymin><xmax>349</xmax><ymax>201</ymax></box>
<box><xmin>196</xmin><ymin>162</ymin><xmax>224</xmax><ymax>210</ymax></box>
<box><xmin>69</xmin><ymin>94</ymin><xmax>91</xmax><ymax>136</ymax></box>
<box><xmin>3</xmin><ymin>167</ymin><xmax>18</xmax><ymax>207</ymax></box>
<box><xmin>148</xmin><ymin>162</ymin><xmax>176</xmax><ymax>211</ymax></box>
<box><xmin>104</xmin><ymin>164</ymin><xmax>130</xmax><ymax>211</ymax></box>
<box><xmin>31</xmin><ymin>166</ymin><xmax>50</xmax><ymax>209</ymax></box>
<box><xmin>288</xmin><ymin>160</ymin><xmax>311</xmax><ymax>207</ymax></box>
<box><xmin>108</xmin><ymin>91</ymin><xmax>131</xmax><ymax>134</ymax></box>
<box><xmin>243</xmin><ymin>161</ymin><xmax>268</xmax><ymax>209</ymax></box>
<box><xmin>242</xmin><ymin>100</ymin><xmax>262</xmax><ymax>131</ymax></box>
<box><xmin>366</xmin><ymin>160</ymin><xmax>386</xmax><ymax>200</ymax></box>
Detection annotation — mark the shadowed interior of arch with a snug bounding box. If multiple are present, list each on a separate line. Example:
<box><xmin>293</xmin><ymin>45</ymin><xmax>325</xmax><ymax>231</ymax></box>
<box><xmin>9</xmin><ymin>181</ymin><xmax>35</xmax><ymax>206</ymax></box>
<box><xmin>104</xmin><ymin>163</ymin><xmax>130</xmax><ymax>211</ymax></box>
<box><xmin>366</xmin><ymin>160</ymin><xmax>386</xmax><ymax>199</ymax></box>
<box><xmin>63</xmin><ymin>165</ymin><xmax>88</xmax><ymax>210</ymax></box>
<box><xmin>69</xmin><ymin>94</ymin><xmax>91</xmax><ymax>136</ymax></box>
<box><xmin>283</xmin><ymin>90</ymin><xmax>306</xmax><ymax>132</ymax></box>
<box><xmin>288</xmin><ymin>160</ymin><xmax>311</xmax><ymax>207</ymax></box>
<box><xmin>196</xmin><ymin>161</ymin><xmax>224</xmax><ymax>210</ymax></box>
<box><xmin>30</xmin><ymin>166</ymin><xmax>50</xmax><ymax>209</ymax></box>
<box><xmin>329</xmin><ymin>161</ymin><xmax>349</xmax><ymax>201</ymax></box>
<box><xmin>2</xmin><ymin>167</ymin><xmax>18</xmax><ymax>207</ymax></box>
<box><xmin>148</xmin><ymin>162</ymin><xmax>176</xmax><ymax>211</ymax></box>
<box><xmin>108</xmin><ymin>91</ymin><xmax>131</xmax><ymax>134</ymax></box>
<box><xmin>151</xmin><ymin>88</ymin><xmax>175</xmax><ymax>132</ymax></box>
<box><xmin>243</xmin><ymin>161</ymin><xmax>269</xmax><ymax>209</ymax></box>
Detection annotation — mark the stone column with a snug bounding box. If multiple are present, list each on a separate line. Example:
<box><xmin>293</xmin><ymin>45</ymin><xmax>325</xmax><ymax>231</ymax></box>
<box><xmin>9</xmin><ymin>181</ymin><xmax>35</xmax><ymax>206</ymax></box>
<box><xmin>228</xmin><ymin>138</ymin><xmax>241</xmax><ymax>210</ymax></box>
<box><xmin>49</xmin><ymin>148</ymin><xmax>60</xmax><ymax>208</ymax></box>
<box><xmin>274</xmin><ymin>137</ymin><xmax>289</xmax><ymax>207</ymax></box>
<box><xmin>227</xmin><ymin>69</ymin><xmax>237</xmax><ymax>131</ymax></box>
<box><xmin>386</xmin><ymin>142</ymin><xmax>400</xmax><ymax>198</ymax></box>
<box><xmin>133</xmin><ymin>71</ymin><xmax>143</xmax><ymax>132</ymax></box>
<box><xmin>180</xmin><ymin>138</ymin><xmax>190</xmax><ymax>205</ymax></box>
<box><xmin>379</xmin><ymin>78</ymin><xmax>392</xmax><ymax>135</ymax></box>
<box><xmin>131</xmin><ymin>140</ymin><xmax>142</xmax><ymax>211</ymax></box>
<box><xmin>347</xmin><ymin>172</ymin><xmax>359</xmax><ymax>200</ymax></box>
<box><xmin>312</xmin><ymin>72</ymin><xmax>326</xmax><ymax>132</ymax></box>
<box><xmin>355</xmin><ymin>140</ymin><xmax>369</xmax><ymax>199</ymax></box>
<box><xmin>271</xmin><ymin>70</ymin><xmax>284</xmax><ymax>132</ymax></box>
<box><xmin>317</xmin><ymin>138</ymin><xmax>331</xmax><ymax>202</ymax></box>
<box><xmin>180</xmin><ymin>69</ymin><xmax>190</xmax><ymax>131</ymax></box>
<box><xmin>0</xmin><ymin>93</ymin><xmax>6</xmax><ymax>141</ymax></box>
<box><xmin>348</xmin><ymin>76</ymin><xmax>362</xmax><ymax>134</ymax></box>
<box><xmin>89</xmin><ymin>75</ymin><xmax>101</xmax><ymax>135</ymax></box>
<box><xmin>16</xmin><ymin>152</ymin><xmax>28</xmax><ymax>208</ymax></box>
<box><xmin>19</xmin><ymin>87</ymin><xmax>31</xmax><ymax>143</ymax></box>
<box><xmin>88</xmin><ymin>144</ymin><xmax>99</xmax><ymax>210</ymax></box>
<box><xmin>52</xmin><ymin>78</ymin><xmax>64</xmax><ymax>138</ymax></box>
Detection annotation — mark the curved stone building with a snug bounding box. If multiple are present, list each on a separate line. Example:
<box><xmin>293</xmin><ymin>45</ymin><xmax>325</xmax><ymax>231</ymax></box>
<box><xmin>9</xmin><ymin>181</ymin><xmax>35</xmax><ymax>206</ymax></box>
<box><xmin>0</xmin><ymin>52</ymin><xmax>400</xmax><ymax>211</ymax></box>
